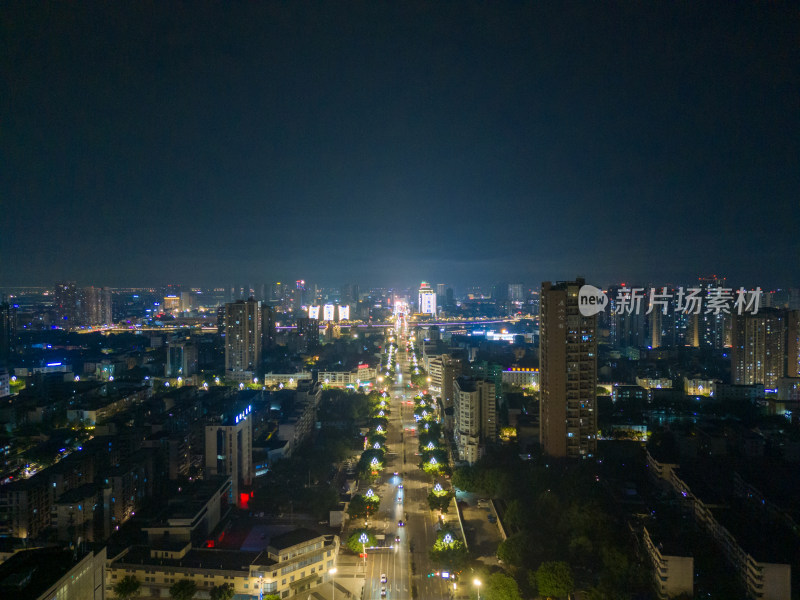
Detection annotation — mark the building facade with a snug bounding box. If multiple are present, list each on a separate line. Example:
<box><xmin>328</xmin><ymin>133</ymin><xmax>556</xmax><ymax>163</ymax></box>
<box><xmin>540</xmin><ymin>279</ymin><xmax>598</xmax><ymax>458</ymax></box>
<box><xmin>205</xmin><ymin>406</ymin><xmax>253</xmax><ymax>507</ymax></box>
<box><xmin>418</xmin><ymin>282</ymin><xmax>436</xmax><ymax>316</ymax></box>
<box><xmin>731</xmin><ymin>308</ymin><xmax>786</xmax><ymax>390</ymax></box>
<box><xmin>224</xmin><ymin>299</ymin><xmax>262</xmax><ymax>378</ymax></box>
<box><xmin>453</xmin><ymin>376</ymin><xmax>496</xmax><ymax>464</ymax></box>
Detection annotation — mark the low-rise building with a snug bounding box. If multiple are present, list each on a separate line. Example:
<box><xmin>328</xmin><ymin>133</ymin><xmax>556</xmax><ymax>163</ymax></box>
<box><xmin>106</xmin><ymin>528</ymin><xmax>338</xmax><ymax>600</ymax></box>
<box><xmin>502</xmin><ymin>367</ymin><xmax>539</xmax><ymax>388</ymax></box>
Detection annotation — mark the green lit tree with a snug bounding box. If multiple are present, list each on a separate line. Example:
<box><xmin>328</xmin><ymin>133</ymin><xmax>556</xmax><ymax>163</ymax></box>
<box><xmin>427</xmin><ymin>489</ymin><xmax>454</xmax><ymax>513</ymax></box>
<box><xmin>484</xmin><ymin>572</ymin><xmax>522</xmax><ymax>600</ymax></box>
<box><xmin>428</xmin><ymin>532</ymin><xmax>468</xmax><ymax>572</ymax></box>
<box><xmin>346</xmin><ymin>529</ymin><xmax>377</xmax><ymax>554</ymax></box>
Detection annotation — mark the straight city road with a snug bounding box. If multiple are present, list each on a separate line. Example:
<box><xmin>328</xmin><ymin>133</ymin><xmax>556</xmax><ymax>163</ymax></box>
<box><xmin>362</xmin><ymin>316</ymin><xmax>451</xmax><ymax>600</ymax></box>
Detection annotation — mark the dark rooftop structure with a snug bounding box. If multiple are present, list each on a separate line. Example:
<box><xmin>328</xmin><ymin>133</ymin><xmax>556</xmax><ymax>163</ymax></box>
<box><xmin>0</xmin><ymin>547</ymin><xmax>101</xmax><ymax>600</ymax></box>
<box><xmin>268</xmin><ymin>528</ymin><xmax>323</xmax><ymax>552</ymax></box>
<box><xmin>115</xmin><ymin>545</ymin><xmax>271</xmax><ymax>571</ymax></box>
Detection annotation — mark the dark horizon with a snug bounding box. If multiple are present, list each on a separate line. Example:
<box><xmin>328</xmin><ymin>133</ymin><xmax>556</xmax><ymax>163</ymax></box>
<box><xmin>2</xmin><ymin>3</ymin><xmax>798</xmax><ymax>289</ymax></box>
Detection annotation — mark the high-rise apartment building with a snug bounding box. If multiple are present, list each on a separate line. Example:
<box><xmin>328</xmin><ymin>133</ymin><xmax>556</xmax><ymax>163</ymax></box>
<box><xmin>341</xmin><ymin>283</ymin><xmax>360</xmax><ymax>305</ymax></box>
<box><xmin>788</xmin><ymin>310</ymin><xmax>800</xmax><ymax>378</ymax></box>
<box><xmin>261</xmin><ymin>304</ymin><xmax>277</xmax><ymax>351</ymax></box>
<box><xmin>0</xmin><ymin>300</ymin><xmax>16</xmax><ymax>364</ymax></box>
<box><xmin>82</xmin><ymin>286</ymin><xmax>113</xmax><ymax>326</ymax></box>
<box><xmin>54</xmin><ymin>282</ymin><xmax>81</xmax><ymax>329</ymax></box>
<box><xmin>224</xmin><ymin>299</ymin><xmax>262</xmax><ymax>378</ymax></box>
<box><xmin>205</xmin><ymin>406</ymin><xmax>253</xmax><ymax>506</ymax></box>
<box><xmin>731</xmin><ymin>308</ymin><xmax>786</xmax><ymax>390</ymax></box>
<box><xmin>540</xmin><ymin>279</ymin><xmax>598</xmax><ymax>458</ymax></box>
<box><xmin>295</xmin><ymin>317</ymin><xmax>320</xmax><ymax>353</ymax></box>
<box><xmin>508</xmin><ymin>283</ymin><xmax>524</xmax><ymax>303</ymax></box>
<box><xmin>453</xmin><ymin>376</ymin><xmax>496</xmax><ymax>464</ymax></box>
<box><xmin>165</xmin><ymin>339</ymin><xmax>198</xmax><ymax>378</ymax></box>
<box><xmin>418</xmin><ymin>282</ymin><xmax>436</xmax><ymax>315</ymax></box>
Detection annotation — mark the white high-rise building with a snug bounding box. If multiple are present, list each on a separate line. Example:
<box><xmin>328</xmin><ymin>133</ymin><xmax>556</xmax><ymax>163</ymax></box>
<box><xmin>453</xmin><ymin>376</ymin><xmax>496</xmax><ymax>464</ymax></box>
<box><xmin>205</xmin><ymin>405</ymin><xmax>253</xmax><ymax>507</ymax></box>
<box><xmin>418</xmin><ymin>282</ymin><xmax>436</xmax><ymax>316</ymax></box>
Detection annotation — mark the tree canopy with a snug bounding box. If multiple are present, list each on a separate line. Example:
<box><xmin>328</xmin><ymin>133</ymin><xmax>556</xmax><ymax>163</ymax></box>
<box><xmin>533</xmin><ymin>561</ymin><xmax>574</xmax><ymax>599</ymax></box>
<box><xmin>113</xmin><ymin>575</ymin><xmax>141</xmax><ymax>600</ymax></box>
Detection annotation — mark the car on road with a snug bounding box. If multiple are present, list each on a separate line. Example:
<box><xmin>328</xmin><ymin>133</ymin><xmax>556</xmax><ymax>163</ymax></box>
<box><xmin>398</xmin><ymin>484</ymin><xmax>403</xmax><ymax>489</ymax></box>
<box><xmin>381</xmin><ymin>586</ymin><xmax>387</xmax><ymax>597</ymax></box>
<box><xmin>380</xmin><ymin>574</ymin><xmax>387</xmax><ymax>583</ymax></box>
<box><xmin>398</xmin><ymin>520</ymin><xmax>405</xmax><ymax>527</ymax></box>
<box><xmin>397</xmin><ymin>497</ymin><xmax>402</xmax><ymax>503</ymax></box>
<box><xmin>395</xmin><ymin>536</ymin><xmax>401</xmax><ymax>542</ymax></box>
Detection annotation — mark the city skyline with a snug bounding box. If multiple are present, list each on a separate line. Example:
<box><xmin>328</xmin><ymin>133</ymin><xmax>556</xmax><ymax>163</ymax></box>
<box><xmin>2</xmin><ymin>3</ymin><xmax>798</xmax><ymax>288</ymax></box>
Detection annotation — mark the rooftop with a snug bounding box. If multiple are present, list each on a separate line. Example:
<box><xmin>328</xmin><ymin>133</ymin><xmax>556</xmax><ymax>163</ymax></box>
<box><xmin>0</xmin><ymin>548</ymin><xmax>92</xmax><ymax>600</ymax></box>
<box><xmin>115</xmin><ymin>545</ymin><xmax>270</xmax><ymax>571</ymax></box>
<box><xmin>268</xmin><ymin>528</ymin><xmax>323</xmax><ymax>551</ymax></box>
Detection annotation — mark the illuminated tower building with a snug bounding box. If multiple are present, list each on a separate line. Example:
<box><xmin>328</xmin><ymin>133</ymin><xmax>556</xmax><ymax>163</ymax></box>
<box><xmin>205</xmin><ymin>405</ymin><xmax>253</xmax><ymax>506</ymax></box>
<box><xmin>508</xmin><ymin>283</ymin><xmax>523</xmax><ymax>303</ymax></box>
<box><xmin>731</xmin><ymin>308</ymin><xmax>786</xmax><ymax>389</ymax></box>
<box><xmin>54</xmin><ymin>282</ymin><xmax>81</xmax><ymax>329</ymax></box>
<box><xmin>418</xmin><ymin>282</ymin><xmax>436</xmax><ymax>316</ymax></box>
<box><xmin>697</xmin><ymin>275</ymin><xmax>731</xmax><ymax>349</ymax></box>
<box><xmin>224</xmin><ymin>299</ymin><xmax>262</xmax><ymax>379</ymax></box>
<box><xmin>540</xmin><ymin>278</ymin><xmax>597</xmax><ymax>458</ymax></box>
<box><xmin>606</xmin><ymin>284</ymin><xmax>646</xmax><ymax>349</ymax></box>
<box><xmin>82</xmin><ymin>286</ymin><xmax>113</xmax><ymax>326</ymax></box>
<box><xmin>0</xmin><ymin>300</ymin><xmax>16</xmax><ymax>364</ymax></box>
<box><xmin>788</xmin><ymin>310</ymin><xmax>800</xmax><ymax>378</ymax></box>
<box><xmin>453</xmin><ymin>376</ymin><xmax>496</xmax><ymax>464</ymax></box>
<box><xmin>294</xmin><ymin>280</ymin><xmax>306</xmax><ymax>312</ymax></box>
<box><xmin>649</xmin><ymin>310</ymin><xmax>663</xmax><ymax>349</ymax></box>
<box><xmin>295</xmin><ymin>317</ymin><xmax>319</xmax><ymax>353</ymax></box>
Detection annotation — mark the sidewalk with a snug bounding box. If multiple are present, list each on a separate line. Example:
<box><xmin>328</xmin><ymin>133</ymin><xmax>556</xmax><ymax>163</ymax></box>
<box><xmin>292</xmin><ymin>553</ymin><xmax>365</xmax><ymax>600</ymax></box>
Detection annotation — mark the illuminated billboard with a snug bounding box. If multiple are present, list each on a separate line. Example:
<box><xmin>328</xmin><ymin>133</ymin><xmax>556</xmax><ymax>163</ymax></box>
<box><xmin>338</xmin><ymin>305</ymin><xmax>350</xmax><ymax>320</ymax></box>
<box><xmin>308</xmin><ymin>306</ymin><xmax>320</xmax><ymax>320</ymax></box>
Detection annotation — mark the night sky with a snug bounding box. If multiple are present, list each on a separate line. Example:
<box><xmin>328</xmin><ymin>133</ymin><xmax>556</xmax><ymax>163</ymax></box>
<box><xmin>2</xmin><ymin>3</ymin><xmax>798</xmax><ymax>289</ymax></box>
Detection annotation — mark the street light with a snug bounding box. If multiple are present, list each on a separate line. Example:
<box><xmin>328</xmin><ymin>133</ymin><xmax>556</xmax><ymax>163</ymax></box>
<box><xmin>473</xmin><ymin>578</ymin><xmax>482</xmax><ymax>600</ymax></box>
<box><xmin>329</xmin><ymin>567</ymin><xmax>337</xmax><ymax>600</ymax></box>
<box><xmin>359</xmin><ymin>533</ymin><xmax>369</xmax><ymax>569</ymax></box>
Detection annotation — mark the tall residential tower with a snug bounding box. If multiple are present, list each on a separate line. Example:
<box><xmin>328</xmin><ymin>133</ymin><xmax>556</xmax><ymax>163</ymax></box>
<box><xmin>540</xmin><ymin>279</ymin><xmax>598</xmax><ymax>458</ymax></box>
